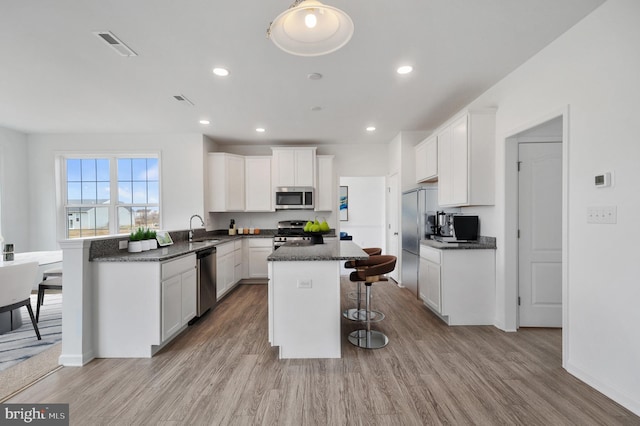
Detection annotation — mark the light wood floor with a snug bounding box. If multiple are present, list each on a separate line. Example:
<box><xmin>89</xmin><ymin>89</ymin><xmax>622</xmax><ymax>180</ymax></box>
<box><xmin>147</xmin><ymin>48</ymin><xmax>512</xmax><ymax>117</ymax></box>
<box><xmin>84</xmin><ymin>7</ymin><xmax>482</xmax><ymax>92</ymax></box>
<box><xmin>8</xmin><ymin>281</ymin><xmax>639</xmax><ymax>425</ymax></box>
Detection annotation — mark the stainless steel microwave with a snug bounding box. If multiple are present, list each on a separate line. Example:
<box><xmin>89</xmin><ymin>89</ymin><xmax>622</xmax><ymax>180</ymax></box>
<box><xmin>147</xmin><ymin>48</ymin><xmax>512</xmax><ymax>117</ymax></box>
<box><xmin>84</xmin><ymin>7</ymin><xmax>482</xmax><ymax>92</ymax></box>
<box><xmin>275</xmin><ymin>187</ymin><xmax>314</xmax><ymax>210</ymax></box>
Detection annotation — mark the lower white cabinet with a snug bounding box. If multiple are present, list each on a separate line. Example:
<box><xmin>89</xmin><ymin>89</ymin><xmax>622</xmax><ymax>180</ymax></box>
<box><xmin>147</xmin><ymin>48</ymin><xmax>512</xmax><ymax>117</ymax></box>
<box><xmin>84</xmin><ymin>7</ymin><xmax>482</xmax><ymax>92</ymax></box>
<box><xmin>161</xmin><ymin>254</ymin><xmax>197</xmax><ymax>342</ymax></box>
<box><xmin>419</xmin><ymin>244</ymin><xmax>495</xmax><ymax>325</ymax></box>
<box><xmin>217</xmin><ymin>240</ymin><xmax>243</xmax><ymax>298</ymax></box>
<box><xmin>248</xmin><ymin>238</ymin><xmax>272</xmax><ymax>278</ymax></box>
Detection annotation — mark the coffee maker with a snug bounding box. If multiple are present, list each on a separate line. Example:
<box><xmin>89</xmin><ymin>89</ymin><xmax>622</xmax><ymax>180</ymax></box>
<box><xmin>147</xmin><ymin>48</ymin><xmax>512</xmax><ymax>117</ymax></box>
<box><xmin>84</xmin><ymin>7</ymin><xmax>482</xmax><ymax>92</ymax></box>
<box><xmin>436</xmin><ymin>211</ymin><xmax>455</xmax><ymax>237</ymax></box>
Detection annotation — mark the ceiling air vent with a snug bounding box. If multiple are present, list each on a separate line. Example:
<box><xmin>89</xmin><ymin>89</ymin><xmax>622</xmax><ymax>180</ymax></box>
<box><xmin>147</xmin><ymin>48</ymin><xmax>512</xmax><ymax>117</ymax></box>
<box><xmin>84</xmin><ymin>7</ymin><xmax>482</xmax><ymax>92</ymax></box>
<box><xmin>93</xmin><ymin>31</ymin><xmax>138</xmax><ymax>57</ymax></box>
<box><xmin>173</xmin><ymin>95</ymin><xmax>194</xmax><ymax>106</ymax></box>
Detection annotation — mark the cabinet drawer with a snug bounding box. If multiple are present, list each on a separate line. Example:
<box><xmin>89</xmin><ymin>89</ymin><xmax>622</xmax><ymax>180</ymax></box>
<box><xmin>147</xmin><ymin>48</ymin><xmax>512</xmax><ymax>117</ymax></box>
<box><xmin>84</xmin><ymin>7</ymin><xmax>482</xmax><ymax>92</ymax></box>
<box><xmin>162</xmin><ymin>254</ymin><xmax>196</xmax><ymax>279</ymax></box>
<box><xmin>234</xmin><ymin>249</ymin><xmax>243</xmax><ymax>266</ymax></box>
<box><xmin>216</xmin><ymin>242</ymin><xmax>235</xmax><ymax>257</ymax></box>
<box><xmin>234</xmin><ymin>240</ymin><xmax>243</xmax><ymax>250</ymax></box>
<box><xmin>420</xmin><ymin>245</ymin><xmax>441</xmax><ymax>264</ymax></box>
<box><xmin>249</xmin><ymin>238</ymin><xmax>272</xmax><ymax>248</ymax></box>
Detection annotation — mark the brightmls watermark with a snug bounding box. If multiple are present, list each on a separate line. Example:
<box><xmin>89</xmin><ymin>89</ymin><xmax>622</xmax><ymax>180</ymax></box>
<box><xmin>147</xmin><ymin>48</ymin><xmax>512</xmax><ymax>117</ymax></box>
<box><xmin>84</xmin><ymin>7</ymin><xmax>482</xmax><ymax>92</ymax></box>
<box><xmin>0</xmin><ymin>404</ymin><xmax>68</xmax><ymax>425</ymax></box>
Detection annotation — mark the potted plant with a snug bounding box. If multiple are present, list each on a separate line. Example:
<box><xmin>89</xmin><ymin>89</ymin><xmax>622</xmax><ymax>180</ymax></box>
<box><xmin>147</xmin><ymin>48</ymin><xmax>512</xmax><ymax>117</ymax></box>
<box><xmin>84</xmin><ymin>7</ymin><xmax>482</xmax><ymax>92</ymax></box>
<box><xmin>128</xmin><ymin>227</ymin><xmax>145</xmax><ymax>253</ymax></box>
<box><xmin>147</xmin><ymin>229</ymin><xmax>158</xmax><ymax>250</ymax></box>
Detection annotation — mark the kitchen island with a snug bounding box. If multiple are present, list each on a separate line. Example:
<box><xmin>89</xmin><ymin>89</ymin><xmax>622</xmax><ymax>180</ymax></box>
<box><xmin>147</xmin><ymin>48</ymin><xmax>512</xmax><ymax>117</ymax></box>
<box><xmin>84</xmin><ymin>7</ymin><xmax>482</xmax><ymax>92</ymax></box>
<box><xmin>267</xmin><ymin>240</ymin><xmax>368</xmax><ymax>359</ymax></box>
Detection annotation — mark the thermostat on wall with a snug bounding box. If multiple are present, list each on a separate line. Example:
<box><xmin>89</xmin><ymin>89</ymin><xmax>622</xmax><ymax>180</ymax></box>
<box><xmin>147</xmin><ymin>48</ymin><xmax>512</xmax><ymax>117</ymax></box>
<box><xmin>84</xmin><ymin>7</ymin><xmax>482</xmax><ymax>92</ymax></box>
<box><xmin>594</xmin><ymin>172</ymin><xmax>612</xmax><ymax>188</ymax></box>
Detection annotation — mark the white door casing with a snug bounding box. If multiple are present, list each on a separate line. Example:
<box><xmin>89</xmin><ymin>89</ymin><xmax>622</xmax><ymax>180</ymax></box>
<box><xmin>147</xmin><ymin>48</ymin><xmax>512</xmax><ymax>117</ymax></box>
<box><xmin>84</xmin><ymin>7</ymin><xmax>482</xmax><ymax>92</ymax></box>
<box><xmin>387</xmin><ymin>173</ymin><xmax>399</xmax><ymax>281</ymax></box>
<box><xmin>518</xmin><ymin>142</ymin><xmax>562</xmax><ymax>327</ymax></box>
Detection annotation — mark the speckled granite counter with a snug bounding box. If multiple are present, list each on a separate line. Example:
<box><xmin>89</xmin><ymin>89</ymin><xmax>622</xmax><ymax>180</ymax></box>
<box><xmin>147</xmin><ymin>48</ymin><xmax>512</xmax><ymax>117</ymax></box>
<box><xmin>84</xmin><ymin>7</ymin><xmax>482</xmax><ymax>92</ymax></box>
<box><xmin>90</xmin><ymin>234</ymin><xmax>273</xmax><ymax>262</ymax></box>
<box><xmin>267</xmin><ymin>240</ymin><xmax>368</xmax><ymax>262</ymax></box>
<box><xmin>421</xmin><ymin>236</ymin><xmax>496</xmax><ymax>250</ymax></box>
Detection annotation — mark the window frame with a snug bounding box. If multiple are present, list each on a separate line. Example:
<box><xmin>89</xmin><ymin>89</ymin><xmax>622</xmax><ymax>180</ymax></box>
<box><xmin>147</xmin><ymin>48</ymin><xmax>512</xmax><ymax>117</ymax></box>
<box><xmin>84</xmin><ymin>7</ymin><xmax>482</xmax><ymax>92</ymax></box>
<box><xmin>57</xmin><ymin>152</ymin><xmax>162</xmax><ymax>240</ymax></box>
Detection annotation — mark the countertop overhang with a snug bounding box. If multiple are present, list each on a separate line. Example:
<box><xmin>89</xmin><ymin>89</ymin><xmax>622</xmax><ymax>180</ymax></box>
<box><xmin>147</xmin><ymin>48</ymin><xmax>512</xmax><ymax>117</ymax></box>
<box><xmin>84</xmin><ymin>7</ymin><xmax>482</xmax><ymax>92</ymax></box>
<box><xmin>267</xmin><ymin>240</ymin><xmax>368</xmax><ymax>262</ymax></box>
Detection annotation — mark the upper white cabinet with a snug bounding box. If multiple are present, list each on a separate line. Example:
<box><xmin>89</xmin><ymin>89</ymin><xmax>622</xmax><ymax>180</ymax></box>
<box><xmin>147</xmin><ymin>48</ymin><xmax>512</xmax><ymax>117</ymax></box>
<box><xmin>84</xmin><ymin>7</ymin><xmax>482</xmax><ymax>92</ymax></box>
<box><xmin>245</xmin><ymin>156</ymin><xmax>273</xmax><ymax>211</ymax></box>
<box><xmin>208</xmin><ymin>153</ymin><xmax>245</xmax><ymax>212</ymax></box>
<box><xmin>271</xmin><ymin>147</ymin><xmax>316</xmax><ymax>188</ymax></box>
<box><xmin>415</xmin><ymin>135</ymin><xmax>438</xmax><ymax>183</ymax></box>
<box><xmin>315</xmin><ymin>155</ymin><xmax>335</xmax><ymax>211</ymax></box>
<box><xmin>437</xmin><ymin>110</ymin><xmax>495</xmax><ymax>207</ymax></box>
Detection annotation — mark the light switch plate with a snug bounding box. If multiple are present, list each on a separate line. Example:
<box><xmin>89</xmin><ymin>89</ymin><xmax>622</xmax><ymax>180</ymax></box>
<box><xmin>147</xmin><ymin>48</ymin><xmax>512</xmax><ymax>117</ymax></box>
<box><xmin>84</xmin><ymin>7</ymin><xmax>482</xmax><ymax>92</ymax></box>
<box><xmin>587</xmin><ymin>206</ymin><xmax>617</xmax><ymax>224</ymax></box>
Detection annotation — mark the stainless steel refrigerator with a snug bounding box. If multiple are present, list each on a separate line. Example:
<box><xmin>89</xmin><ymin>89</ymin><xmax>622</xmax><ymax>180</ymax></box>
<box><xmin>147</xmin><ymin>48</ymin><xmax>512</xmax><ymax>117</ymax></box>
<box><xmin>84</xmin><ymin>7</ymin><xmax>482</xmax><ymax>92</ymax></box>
<box><xmin>401</xmin><ymin>188</ymin><xmax>437</xmax><ymax>298</ymax></box>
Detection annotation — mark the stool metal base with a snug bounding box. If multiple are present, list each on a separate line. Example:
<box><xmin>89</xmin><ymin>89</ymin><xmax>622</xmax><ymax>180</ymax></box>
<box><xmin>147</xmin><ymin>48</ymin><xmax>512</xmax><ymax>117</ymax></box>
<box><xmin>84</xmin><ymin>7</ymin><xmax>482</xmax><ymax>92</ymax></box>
<box><xmin>342</xmin><ymin>308</ymin><xmax>385</xmax><ymax>322</ymax></box>
<box><xmin>347</xmin><ymin>329</ymin><xmax>389</xmax><ymax>349</ymax></box>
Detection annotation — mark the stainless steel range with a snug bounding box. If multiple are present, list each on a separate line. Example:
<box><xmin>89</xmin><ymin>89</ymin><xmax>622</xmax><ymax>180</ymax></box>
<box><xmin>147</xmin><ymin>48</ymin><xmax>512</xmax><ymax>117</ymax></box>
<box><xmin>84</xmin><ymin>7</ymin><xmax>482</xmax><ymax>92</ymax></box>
<box><xmin>273</xmin><ymin>220</ymin><xmax>312</xmax><ymax>250</ymax></box>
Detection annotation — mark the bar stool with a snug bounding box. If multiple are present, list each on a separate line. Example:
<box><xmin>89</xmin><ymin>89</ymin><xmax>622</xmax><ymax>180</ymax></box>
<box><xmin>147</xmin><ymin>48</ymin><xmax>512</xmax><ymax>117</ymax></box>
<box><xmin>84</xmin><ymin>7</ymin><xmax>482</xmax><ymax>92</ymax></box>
<box><xmin>36</xmin><ymin>268</ymin><xmax>62</xmax><ymax>322</ymax></box>
<box><xmin>347</xmin><ymin>255</ymin><xmax>397</xmax><ymax>349</ymax></box>
<box><xmin>343</xmin><ymin>248</ymin><xmax>382</xmax><ymax>322</ymax></box>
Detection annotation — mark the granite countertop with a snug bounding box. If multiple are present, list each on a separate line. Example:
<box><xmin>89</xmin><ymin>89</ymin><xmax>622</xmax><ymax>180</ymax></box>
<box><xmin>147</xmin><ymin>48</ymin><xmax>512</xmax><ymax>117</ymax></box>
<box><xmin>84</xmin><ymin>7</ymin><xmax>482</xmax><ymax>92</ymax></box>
<box><xmin>267</xmin><ymin>240</ymin><xmax>368</xmax><ymax>262</ymax></box>
<box><xmin>91</xmin><ymin>234</ymin><xmax>272</xmax><ymax>262</ymax></box>
<box><xmin>421</xmin><ymin>236</ymin><xmax>496</xmax><ymax>250</ymax></box>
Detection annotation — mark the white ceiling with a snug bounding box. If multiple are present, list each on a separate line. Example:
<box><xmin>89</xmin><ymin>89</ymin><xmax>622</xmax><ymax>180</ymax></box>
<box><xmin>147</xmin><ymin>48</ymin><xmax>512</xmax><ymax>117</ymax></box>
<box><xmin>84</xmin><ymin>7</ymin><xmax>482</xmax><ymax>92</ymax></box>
<box><xmin>0</xmin><ymin>0</ymin><xmax>604</xmax><ymax>146</ymax></box>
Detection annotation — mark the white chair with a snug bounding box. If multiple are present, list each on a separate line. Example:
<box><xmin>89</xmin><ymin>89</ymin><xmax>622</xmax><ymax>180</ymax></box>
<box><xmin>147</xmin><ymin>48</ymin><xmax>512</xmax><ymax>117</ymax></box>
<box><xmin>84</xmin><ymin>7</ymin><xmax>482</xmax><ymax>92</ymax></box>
<box><xmin>0</xmin><ymin>262</ymin><xmax>41</xmax><ymax>340</ymax></box>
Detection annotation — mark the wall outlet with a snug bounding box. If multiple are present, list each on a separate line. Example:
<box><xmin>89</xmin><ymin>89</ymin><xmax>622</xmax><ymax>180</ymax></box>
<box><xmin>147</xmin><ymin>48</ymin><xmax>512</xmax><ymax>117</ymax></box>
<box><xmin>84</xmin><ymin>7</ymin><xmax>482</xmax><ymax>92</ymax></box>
<box><xmin>119</xmin><ymin>240</ymin><xmax>128</xmax><ymax>250</ymax></box>
<box><xmin>297</xmin><ymin>279</ymin><xmax>312</xmax><ymax>289</ymax></box>
<box><xmin>587</xmin><ymin>206</ymin><xmax>617</xmax><ymax>224</ymax></box>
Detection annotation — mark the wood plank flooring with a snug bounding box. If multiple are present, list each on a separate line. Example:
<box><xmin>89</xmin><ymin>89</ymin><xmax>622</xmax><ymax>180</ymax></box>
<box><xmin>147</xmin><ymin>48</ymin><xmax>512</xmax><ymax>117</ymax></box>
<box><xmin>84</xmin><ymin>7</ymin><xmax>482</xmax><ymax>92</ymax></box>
<box><xmin>7</xmin><ymin>280</ymin><xmax>639</xmax><ymax>425</ymax></box>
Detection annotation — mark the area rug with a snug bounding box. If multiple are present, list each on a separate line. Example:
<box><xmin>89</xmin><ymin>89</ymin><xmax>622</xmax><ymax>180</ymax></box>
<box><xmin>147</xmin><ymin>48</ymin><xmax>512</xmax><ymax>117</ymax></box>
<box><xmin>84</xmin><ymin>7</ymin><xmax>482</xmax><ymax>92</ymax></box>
<box><xmin>0</xmin><ymin>293</ymin><xmax>62</xmax><ymax>372</ymax></box>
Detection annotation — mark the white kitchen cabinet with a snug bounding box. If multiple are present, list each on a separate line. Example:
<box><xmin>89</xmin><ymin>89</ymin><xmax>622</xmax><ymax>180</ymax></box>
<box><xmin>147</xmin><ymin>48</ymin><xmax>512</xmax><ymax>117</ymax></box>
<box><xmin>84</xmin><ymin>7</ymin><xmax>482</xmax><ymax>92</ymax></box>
<box><xmin>247</xmin><ymin>238</ymin><xmax>272</xmax><ymax>278</ymax></box>
<box><xmin>315</xmin><ymin>155</ymin><xmax>335</xmax><ymax>211</ymax></box>
<box><xmin>418</xmin><ymin>248</ymin><xmax>441</xmax><ymax>313</ymax></box>
<box><xmin>437</xmin><ymin>110</ymin><xmax>495</xmax><ymax>207</ymax></box>
<box><xmin>217</xmin><ymin>240</ymin><xmax>242</xmax><ymax>299</ymax></box>
<box><xmin>161</xmin><ymin>254</ymin><xmax>197</xmax><ymax>342</ymax></box>
<box><xmin>415</xmin><ymin>135</ymin><xmax>438</xmax><ymax>183</ymax></box>
<box><xmin>419</xmin><ymin>244</ymin><xmax>495</xmax><ymax>325</ymax></box>
<box><xmin>271</xmin><ymin>147</ymin><xmax>316</xmax><ymax>188</ymax></box>
<box><xmin>208</xmin><ymin>153</ymin><xmax>245</xmax><ymax>212</ymax></box>
<box><xmin>161</xmin><ymin>275</ymin><xmax>182</xmax><ymax>342</ymax></box>
<box><xmin>245</xmin><ymin>156</ymin><xmax>273</xmax><ymax>211</ymax></box>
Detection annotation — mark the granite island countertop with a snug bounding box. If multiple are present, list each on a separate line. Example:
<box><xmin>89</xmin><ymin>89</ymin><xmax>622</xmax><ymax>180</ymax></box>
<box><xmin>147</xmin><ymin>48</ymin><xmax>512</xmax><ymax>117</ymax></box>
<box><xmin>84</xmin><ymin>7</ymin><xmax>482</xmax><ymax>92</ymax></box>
<box><xmin>267</xmin><ymin>240</ymin><xmax>368</xmax><ymax>262</ymax></box>
<box><xmin>421</xmin><ymin>236</ymin><xmax>496</xmax><ymax>250</ymax></box>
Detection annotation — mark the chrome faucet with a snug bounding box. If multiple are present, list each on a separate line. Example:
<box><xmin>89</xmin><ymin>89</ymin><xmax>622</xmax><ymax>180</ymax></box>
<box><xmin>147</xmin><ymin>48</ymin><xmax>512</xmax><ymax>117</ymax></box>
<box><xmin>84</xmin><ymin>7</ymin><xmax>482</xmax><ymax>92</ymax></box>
<box><xmin>189</xmin><ymin>214</ymin><xmax>205</xmax><ymax>241</ymax></box>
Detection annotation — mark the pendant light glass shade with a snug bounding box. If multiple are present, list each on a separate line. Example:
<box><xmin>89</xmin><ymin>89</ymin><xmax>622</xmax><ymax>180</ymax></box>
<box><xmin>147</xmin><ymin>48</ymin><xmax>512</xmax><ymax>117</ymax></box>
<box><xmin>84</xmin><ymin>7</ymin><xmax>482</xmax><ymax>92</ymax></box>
<box><xmin>268</xmin><ymin>0</ymin><xmax>354</xmax><ymax>57</ymax></box>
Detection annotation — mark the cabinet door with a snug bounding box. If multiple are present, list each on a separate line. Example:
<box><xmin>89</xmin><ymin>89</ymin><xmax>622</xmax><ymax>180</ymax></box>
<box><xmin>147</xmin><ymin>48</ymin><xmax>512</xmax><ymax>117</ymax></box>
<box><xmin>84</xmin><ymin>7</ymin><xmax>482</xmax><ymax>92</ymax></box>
<box><xmin>216</xmin><ymin>252</ymin><xmax>235</xmax><ymax>298</ymax></box>
<box><xmin>227</xmin><ymin>155</ymin><xmax>246</xmax><ymax>211</ymax></box>
<box><xmin>416</xmin><ymin>136</ymin><xmax>438</xmax><ymax>183</ymax></box>
<box><xmin>419</xmin><ymin>258</ymin><xmax>442</xmax><ymax>313</ymax></box>
<box><xmin>315</xmin><ymin>155</ymin><xmax>334</xmax><ymax>211</ymax></box>
<box><xmin>272</xmin><ymin>149</ymin><xmax>296</xmax><ymax>187</ymax></box>
<box><xmin>245</xmin><ymin>157</ymin><xmax>272</xmax><ymax>211</ymax></box>
<box><xmin>415</xmin><ymin>141</ymin><xmax>428</xmax><ymax>182</ymax></box>
<box><xmin>450</xmin><ymin>115</ymin><xmax>469</xmax><ymax>205</ymax></box>
<box><xmin>248</xmin><ymin>247</ymin><xmax>271</xmax><ymax>278</ymax></box>
<box><xmin>161</xmin><ymin>275</ymin><xmax>182</xmax><ymax>341</ymax></box>
<box><xmin>437</xmin><ymin>127</ymin><xmax>453</xmax><ymax>205</ymax></box>
<box><xmin>181</xmin><ymin>267</ymin><xmax>197</xmax><ymax>325</ymax></box>
<box><xmin>294</xmin><ymin>149</ymin><xmax>315</xmax><ymax>187</ymax></box>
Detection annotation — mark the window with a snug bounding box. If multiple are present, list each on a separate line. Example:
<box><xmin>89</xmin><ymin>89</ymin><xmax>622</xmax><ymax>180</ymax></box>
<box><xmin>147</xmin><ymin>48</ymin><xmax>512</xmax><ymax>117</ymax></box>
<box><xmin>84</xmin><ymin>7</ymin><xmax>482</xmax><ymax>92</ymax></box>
<box><xmin>63</xmin><ymin>156</ymin><xmax>160</xmax><ymax>238</ymax></box>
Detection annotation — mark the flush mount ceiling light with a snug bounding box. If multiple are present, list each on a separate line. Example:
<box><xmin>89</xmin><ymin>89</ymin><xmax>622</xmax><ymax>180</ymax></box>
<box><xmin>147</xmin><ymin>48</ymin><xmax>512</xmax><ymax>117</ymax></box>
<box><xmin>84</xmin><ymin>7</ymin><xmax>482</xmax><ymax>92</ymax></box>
<box><xmin>256</xmin><ymin>127</ymin><xmax>266</xmax><ymax>133</ymax></box>
<box><xmin>366</xmin><ymin>126</ymin><xmax>376</xmax><ymax>132</ymax></box>
<box><xmin>267</xmin><ymin>0</ymin><xmax>354</xmax><ymax>57</ymax></box>
<box><xmin>213</xmin><ymin>67</ymin><xmax>230</xmax><ymax>77</ymax></box>
<box><xmin>199</xmin><ymin>120</ymin><xmax>210</xmax><ymax>125</ymax></box>
<box><xmin>397</xmin><ymin>65</ymin><xmax>413</xmax><ymax>75</ymax></box>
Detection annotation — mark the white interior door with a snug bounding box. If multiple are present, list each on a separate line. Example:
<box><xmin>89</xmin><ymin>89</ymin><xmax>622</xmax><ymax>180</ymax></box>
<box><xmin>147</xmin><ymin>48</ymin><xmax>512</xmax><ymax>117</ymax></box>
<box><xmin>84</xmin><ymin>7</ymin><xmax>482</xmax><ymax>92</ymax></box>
<box><xmin>386</xmin><ymin>173</ymin><xmax>399</xmax><ymax>281</ymax></box>
<box><xmin>518</xmin><ymin>142</ymin><xmax>562</xmax><ymax>327</ymax></box>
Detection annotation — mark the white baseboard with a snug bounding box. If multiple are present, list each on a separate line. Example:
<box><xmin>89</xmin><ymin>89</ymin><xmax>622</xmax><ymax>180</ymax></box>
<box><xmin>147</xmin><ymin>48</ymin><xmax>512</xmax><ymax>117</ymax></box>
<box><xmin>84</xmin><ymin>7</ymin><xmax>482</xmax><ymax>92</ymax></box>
<box><xmin>58</xmin><ymin>350</ymin><xmax>95</xmax><ymax>367</ymax></box>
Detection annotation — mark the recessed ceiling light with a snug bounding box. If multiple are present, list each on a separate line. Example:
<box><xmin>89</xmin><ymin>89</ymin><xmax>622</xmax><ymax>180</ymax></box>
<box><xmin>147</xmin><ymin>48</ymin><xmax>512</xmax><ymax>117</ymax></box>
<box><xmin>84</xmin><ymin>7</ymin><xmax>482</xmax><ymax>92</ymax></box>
<box><xmin>256</xmin><ymin>127</ymin><xmax>266</xmax><ymax>133</ymax></box>
<box><xmin>213</xmin><ymin>67</ymin><xmax>230</xmax><ymax>77</ymax></box>
<box><xmin>366</xmin><ymin>126</ymin><xmax>376</xmax><ymax>132</ymax></box>
<box><xmin>397</xmin><ymin>65</ymin><xmax>413</xmax><ymax>75</ymax></box>
<box><xmin>199</xmin><ymin>120</ymin><xmax>210</xmax><ymax>125</ymax></box>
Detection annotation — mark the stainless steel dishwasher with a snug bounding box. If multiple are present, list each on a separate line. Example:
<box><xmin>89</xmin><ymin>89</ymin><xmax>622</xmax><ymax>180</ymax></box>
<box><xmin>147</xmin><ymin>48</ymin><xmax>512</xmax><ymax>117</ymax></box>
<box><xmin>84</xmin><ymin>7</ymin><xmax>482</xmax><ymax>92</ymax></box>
<box><xmin>196</xmin><ymin>247</ymin><xmax>217</xmax><ymax>317</ymax></box>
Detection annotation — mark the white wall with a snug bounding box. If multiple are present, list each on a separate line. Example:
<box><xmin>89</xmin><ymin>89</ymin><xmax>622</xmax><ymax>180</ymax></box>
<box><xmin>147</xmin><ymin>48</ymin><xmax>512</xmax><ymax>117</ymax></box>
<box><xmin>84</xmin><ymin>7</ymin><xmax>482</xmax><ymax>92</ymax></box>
<box><xmin>456</xmin><ymin>0</ymin><xmax>639</xmax><ymax>414</ymax></box>
<box><xmin>338</xmin><ymin>176</ymin><xmax>386</xmax><ymax>251</ymax></box>
<box><xmin>0</xmin><ymin>126</ymin><xmax>30</xmax><ymax>250</ymax></box>
<box><xmin>27</xmin><ymin>133</ymin><xmax>206</xmax><ymax>250</ymax></box>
